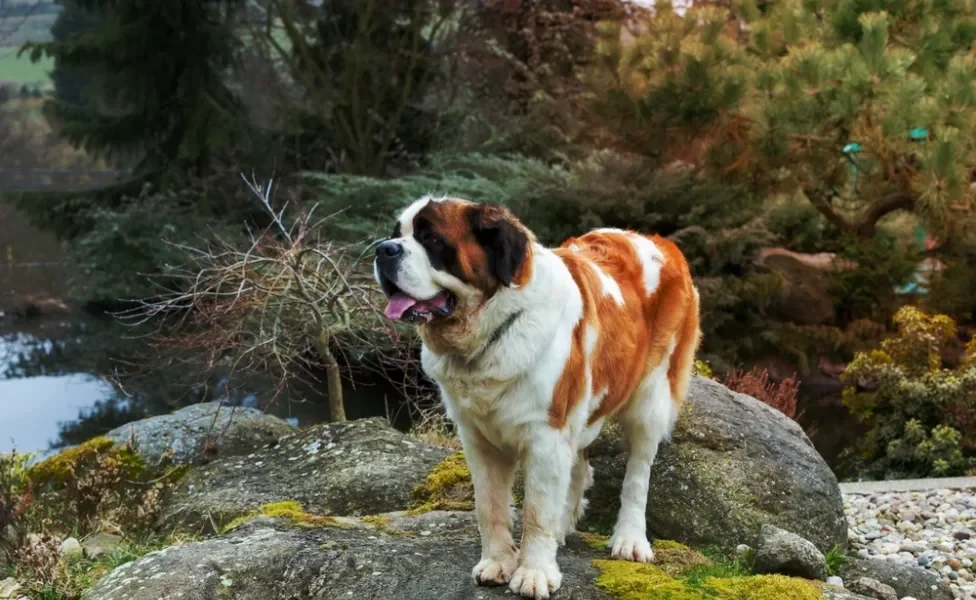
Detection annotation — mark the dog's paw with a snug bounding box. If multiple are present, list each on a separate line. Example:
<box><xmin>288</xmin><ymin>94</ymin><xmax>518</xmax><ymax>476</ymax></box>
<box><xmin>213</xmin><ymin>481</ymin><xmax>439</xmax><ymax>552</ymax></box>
<box><xmin>609</xmin><ymin>529</ymin><xmax>655</xmax><ymax>563</ymax></box>
<box><xmin>472</xmin><ymin>555</ymin><xmax>518</xmax><ymax>586</ymax></box>
<box><xmin>509</xmin><ymin>563</ymin><xmax>562</xmax><ymax>599</ymax></box>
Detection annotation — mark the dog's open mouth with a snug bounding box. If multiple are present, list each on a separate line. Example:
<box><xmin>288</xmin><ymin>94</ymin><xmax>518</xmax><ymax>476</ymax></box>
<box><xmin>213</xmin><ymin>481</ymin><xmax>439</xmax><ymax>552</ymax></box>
<box><xmin>380</xmin><ymin>277</ymin><xmax>456</xmax><ymax>323</ymax></box>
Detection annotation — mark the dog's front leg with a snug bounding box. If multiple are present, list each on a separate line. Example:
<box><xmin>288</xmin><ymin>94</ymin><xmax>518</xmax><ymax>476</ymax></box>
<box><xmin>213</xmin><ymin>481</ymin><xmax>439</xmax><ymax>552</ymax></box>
<box><xmin>458</xmin><ymin>426</ymin><xmax>519</xmax><ymax>587</ymax></box>
<box><xmin>511</xmin><ymin>426</ymin><xmax>572</xmax><ymax>600</ymax></box>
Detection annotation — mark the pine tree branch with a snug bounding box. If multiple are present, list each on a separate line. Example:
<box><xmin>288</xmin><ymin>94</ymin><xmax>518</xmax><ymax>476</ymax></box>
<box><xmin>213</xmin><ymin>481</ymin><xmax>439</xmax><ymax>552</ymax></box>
<box><xmin>811</xmin><ymin>190</ymin><xmax>915</xmax><ymax>237</ymax></box>
<box><xmin>856</xmin><ymin>191</ymin><xmax>915</xmax><ymax>237</ymax></box>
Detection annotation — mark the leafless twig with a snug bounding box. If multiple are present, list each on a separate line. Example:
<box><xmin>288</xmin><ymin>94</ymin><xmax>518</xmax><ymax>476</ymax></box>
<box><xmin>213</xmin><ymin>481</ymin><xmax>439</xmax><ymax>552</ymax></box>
<box><xmin>116</xmin><ymin>174</ymin><xmax>431</xmax><ymax>423</ymax></box>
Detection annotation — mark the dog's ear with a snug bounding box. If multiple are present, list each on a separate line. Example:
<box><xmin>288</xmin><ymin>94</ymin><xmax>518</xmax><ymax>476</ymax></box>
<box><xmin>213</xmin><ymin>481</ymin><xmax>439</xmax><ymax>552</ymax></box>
<box><xmin>470</xmin><ymin>204</ymin><xmax>530</xmax><ymax>287</ymax></box>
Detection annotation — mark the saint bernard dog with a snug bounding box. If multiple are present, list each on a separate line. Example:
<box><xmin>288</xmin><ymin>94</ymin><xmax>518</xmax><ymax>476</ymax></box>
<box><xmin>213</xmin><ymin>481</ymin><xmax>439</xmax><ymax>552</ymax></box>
<box><xmin>374</xmin><ymin>196</ymin><xmax>701</xmax><ymax>599</ymax></box>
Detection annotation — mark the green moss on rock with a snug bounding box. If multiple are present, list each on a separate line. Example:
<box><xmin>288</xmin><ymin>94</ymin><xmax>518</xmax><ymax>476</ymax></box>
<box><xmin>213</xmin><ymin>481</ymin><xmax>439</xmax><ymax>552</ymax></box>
<box><xmin>222</xmin><ymin>501</ymin><xmax>349</xmax><ymax>532</ymax></box>
<box><xmin>408</xmin><ymin>451</ymin><xmax>474</xmax><ymax>514</ymax></box>
<box><xmin>580</xmin><ymin>532</ymin><xmax>610</xmax><ymax>550</ymax></box>
<box><xmin>652</xmin><ymin>539</ymin><xmax>713</xmax><ymax>576</ymax></box>
<box><xmin>361</xmin><ymin>515</ymin><xmax>392</xmax><ymax>531</ymax></box>
<box><xmin>29</xmin><ymin>437</ymin><xmax>144</xmax><ymax>488</ymax></box>
<box><xmin>594</xmin><ymin>561</ymin><xmax>705</xmax><ymax>600</ymax></box>
<box><xmin>593</xmin><ymin>556</ymin><xmax>823</xmax><ymax>600</ymax></box>
<box><xmin>705</xmin><ymin>574</ymin><xmax>823</xmax><ymax>599</ymax></box>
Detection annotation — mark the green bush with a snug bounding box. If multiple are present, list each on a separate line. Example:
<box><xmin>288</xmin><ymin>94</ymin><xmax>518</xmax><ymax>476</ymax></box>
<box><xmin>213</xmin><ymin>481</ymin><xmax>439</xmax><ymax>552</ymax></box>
<box><xmin>68</xmin><ymin>184</ymin><xmax>247</xmax><ymax>304</ymax></box>
<box><xmin>840</xmin><ymin>306</ymin><xmax>976</xmax><ymax>479</ymax></box>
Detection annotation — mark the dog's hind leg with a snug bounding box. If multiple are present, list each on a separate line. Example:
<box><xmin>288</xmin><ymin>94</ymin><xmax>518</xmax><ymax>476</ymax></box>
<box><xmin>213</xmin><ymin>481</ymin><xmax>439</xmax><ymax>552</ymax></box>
<box><xmin>557</xmin><ymin>450</ymin><xmax>594</xmax><ymax>545</ymax></box>
<box><xmin>607</xmin><ymin>354</ymin><xmax>678</xmax><ymax>563</ymax></box>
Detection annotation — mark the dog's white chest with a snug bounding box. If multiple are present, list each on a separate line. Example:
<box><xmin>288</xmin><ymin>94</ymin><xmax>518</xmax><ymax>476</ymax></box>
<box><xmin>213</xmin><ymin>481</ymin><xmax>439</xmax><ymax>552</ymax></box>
<box><xmin>440</xmin><ymin>376</ymin><xmax>525</xmax><ymax>451</ymax></box>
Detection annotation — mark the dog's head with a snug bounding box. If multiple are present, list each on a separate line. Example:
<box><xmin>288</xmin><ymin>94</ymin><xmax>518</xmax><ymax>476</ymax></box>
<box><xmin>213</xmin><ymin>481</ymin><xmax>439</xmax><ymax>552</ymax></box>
<box><xmin>373</xmin><ymin>197</ymin><xmax>533</xmax><ymax>323</ymax></box>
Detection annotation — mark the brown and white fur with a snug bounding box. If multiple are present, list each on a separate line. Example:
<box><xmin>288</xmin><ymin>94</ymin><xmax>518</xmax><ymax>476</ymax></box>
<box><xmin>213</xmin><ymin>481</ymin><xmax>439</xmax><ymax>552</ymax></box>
<box><xmin>373</xmin><ymin>197</ymin><xmax>701</xmax><ymax>599</ymax></box>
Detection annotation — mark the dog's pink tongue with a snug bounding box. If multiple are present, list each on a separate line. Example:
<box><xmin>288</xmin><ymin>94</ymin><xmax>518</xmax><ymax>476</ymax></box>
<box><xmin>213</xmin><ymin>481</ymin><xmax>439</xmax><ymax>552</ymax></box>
<box><xmin>385</xmin><ymin>293</ymin><xmax>418</xmax><ymax>320</ymax></box>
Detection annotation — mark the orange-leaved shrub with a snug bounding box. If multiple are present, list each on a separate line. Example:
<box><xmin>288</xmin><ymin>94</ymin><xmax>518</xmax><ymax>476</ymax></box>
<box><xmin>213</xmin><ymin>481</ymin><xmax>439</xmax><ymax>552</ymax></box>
<box><xmin>722</xmin><ymin>366</ymin><xmax>800</xmax><ymax>420</ymax></box>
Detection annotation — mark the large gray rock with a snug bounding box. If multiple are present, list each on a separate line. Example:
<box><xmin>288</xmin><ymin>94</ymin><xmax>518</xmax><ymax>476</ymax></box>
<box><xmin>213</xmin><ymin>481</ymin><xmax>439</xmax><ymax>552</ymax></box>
<box><xmin>84</xmin><ymin>514</ymin><xmax>610</xmax><ymax>600</ymax></box>
<box><xmin>83</xmin><ymin>513</ymin><xmax>859</xmax><ymax>600</ymax></box>
<box><xmin>754</xmin><ymin>524</ymin><xmax>828</xmax><ymax>581</ymax></box>
<box><xmin>159</xmin><ymin>418</ymin><xmax>451</xmax><ymax>534</ymax></box>
<box><xmin>106</xmin><ymin>402</ymin><xmax>296</xmax><ymax>466</ymax></box>
<box><xmin>582</xmin><ymin>376</ymin><xmax>847</xmax><ymax>553</ymax></box>
<box><xmin>839</xmin><ymin>559</ymin><xmax>954</xmax><ymax>600</ymax></box>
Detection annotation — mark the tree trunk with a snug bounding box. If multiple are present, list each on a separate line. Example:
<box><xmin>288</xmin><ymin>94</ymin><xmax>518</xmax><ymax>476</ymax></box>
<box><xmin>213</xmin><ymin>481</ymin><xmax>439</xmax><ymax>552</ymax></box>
<box><xmin>314</xmin><ymin>333</ymin><xmax>346</xmax><ymax>423</ymax></box>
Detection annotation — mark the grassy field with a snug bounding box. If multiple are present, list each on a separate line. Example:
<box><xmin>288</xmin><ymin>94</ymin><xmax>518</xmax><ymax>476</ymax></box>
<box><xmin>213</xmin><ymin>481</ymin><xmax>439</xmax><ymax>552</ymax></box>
<box><xmin>0</xmin><ymin>46</ymin><xmax>52</xmax><ymax>85</ymax></box>
<box><xmin>0</xmin><ymin>5</ymin><xmax>57</xmax><ymax>85</ymax></box>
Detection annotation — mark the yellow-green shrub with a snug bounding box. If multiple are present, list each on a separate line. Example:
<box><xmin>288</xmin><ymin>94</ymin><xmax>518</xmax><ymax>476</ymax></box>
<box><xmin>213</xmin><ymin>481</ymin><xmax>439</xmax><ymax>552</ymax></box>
<box><xmin>841</xmin><ymin>306</ymin><xmax>976</xmax><ymax>479</ymax></box>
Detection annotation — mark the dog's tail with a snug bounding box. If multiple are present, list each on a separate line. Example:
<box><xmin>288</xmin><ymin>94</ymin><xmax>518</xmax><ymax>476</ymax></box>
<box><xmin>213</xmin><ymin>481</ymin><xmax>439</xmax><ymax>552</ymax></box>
<box><xmin>668</xmin><ymin>285</ymin><xmax>701</xmax><ymax>406</ymax></box>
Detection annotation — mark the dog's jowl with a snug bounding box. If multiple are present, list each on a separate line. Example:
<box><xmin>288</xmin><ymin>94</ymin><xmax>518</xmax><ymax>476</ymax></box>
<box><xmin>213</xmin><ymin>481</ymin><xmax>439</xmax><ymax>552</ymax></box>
<box><xmin>374</xmin><ymin>196</ymin><xmax>701</xmax><ymax>600</ymax></box>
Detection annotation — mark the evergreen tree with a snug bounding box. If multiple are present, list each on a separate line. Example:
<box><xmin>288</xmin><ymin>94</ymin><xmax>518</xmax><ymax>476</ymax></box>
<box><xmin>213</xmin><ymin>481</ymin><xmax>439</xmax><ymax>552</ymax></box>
<box><xmin>9</xmin><ymin>0</ymin><xmax>264</xmax><ymax>302</ymax></box>
<box><xmin>590</xmin><ymin>0</ymin><xmax>976</xmax><ymax>242</ymax></box>
<box><xmin>19</xmin><ymin>0</ymin><xmax>259</xmax><ymax>216</ymax></box>
<box><xmin>47</xmin><ymin>0</ymin><xmax>105</xmax><ymax>109</ymax></box>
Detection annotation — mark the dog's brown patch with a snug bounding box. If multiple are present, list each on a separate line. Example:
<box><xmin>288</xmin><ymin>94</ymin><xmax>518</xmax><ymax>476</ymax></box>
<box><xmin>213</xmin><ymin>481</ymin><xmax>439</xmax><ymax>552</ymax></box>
<box><xmin>547</xmin><ymin>230</ymin><xmax>700</xmax><ymax>429</ymax></box>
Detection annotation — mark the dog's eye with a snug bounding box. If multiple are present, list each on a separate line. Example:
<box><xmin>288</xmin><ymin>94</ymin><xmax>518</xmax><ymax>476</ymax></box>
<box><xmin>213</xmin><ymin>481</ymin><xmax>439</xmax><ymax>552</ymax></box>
<box><xmin>421</xmin><ymin>232</ymin><xmax>439</xmax><ymax>246</ymax></box>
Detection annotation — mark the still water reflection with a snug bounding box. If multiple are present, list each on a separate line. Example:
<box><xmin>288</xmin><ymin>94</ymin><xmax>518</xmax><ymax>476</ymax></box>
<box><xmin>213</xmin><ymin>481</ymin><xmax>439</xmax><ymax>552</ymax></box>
<box><xmin>0</xmin><ymin>331</ymin><xmax>118</xmax><ymax>454</ymax></box>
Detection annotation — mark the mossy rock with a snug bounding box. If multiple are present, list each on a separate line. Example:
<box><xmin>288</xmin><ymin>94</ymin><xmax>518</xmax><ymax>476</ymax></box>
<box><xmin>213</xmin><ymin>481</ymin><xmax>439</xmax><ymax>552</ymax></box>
<box><xmin>221</xmin><ymin>501</ymin><xmax>355</xmax><ymax>533</ymax></box>
<box><xmin>582</xmin><ymin>377</ymin><xmax>846</xmax><ymax>554</ymax></box>
<box><xmin>408</xmin><ymin>451</ymin><xmax>474</xmax><ymax>514</ymax></box>
<box><xmin>29</xmin><ymin>437</ymin><xmax>145</xmax><ymax>489</ymax></box>
<box><xmin>592</xmin><ymin>559</ymin><xmax>824</xmax><ymax>600</ymax></box>
<box><xmin>84</xmin><ymin>511</ymin><xmax>854</xmax><ymax>600</ymax></box>
<box><xmin>159</xmin><ymin>418</ymin><xmax>451</xmax><ymax>535</ymax></box>
<box><xmin>105</xmin><ymin>402</ymin><xmax>296</xmax><ymax>466</ymax></box>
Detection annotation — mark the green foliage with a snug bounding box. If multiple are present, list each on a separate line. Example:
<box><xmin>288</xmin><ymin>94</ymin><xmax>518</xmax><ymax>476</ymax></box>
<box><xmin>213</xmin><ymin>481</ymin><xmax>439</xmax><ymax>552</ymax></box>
<box><xmin>48</xmin><ymin>0</ymin><xmax>106</xmax><ymax>108</ymax></box>
<box><xmin>840</xmin><ymin>306</ymin><xmax>976</xmax><ymax>479</ymax></box>
<box><xmin>65</xmin><ymin>184</ymin><xmax>244</xmax><ymax>303</ymax></box>
<box><xmin>16</xmin><ymin>533</ymin><xmax>196</xmax><ymax>600</ymax></box>
<box><xmin>590</xmin><ymin>0</ymin><xmax>976</xmax><ymax>241</ymax></box>
<box><xmin>824</xmin><ymin>545</ymin><xmax>850</xmax><ymax>577</ymax></box>
<box><xmin>21</xmin><ymin>0</ymin><xmax>260</xmax><ymax>185</ymax></box>
<box><xmin>825</xmin><ymin>232</ymin><xmax>918</xmax><ymax>323</ymax></box>
<box><xmin>586</xmin><ymin>1</ymin><xmax>753</xmax><ymax>165</ymax></box>
<box><xmin>0</xmin><ymin>450</ymin><xmax>34</xmax><ymax>563</ymax></box>
<box><xmin>438</xmin><ymin>0</ymin><xmax>628</xmax><ymax>160</ymax></box>
<box><xmin>267</xmin><ymin>0</ymin><xmax>454</xmax><ymax>175</ymax></box>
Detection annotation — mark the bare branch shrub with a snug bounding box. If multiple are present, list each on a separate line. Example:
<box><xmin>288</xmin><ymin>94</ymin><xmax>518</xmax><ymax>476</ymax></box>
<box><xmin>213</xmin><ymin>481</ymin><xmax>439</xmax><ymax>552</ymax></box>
<box><xmin>118</xmin><ymin>174</ymin><xmax>428</xmax><ymax>423</ymax></box>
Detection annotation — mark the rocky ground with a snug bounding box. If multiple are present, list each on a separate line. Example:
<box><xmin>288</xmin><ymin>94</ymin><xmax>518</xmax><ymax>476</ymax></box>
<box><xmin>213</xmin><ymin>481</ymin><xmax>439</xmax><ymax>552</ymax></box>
<box><xmin>845</xmin><ymin>488</ymin><xmax>976</xmax><ymax>599</ymax></box>
<box><xmin>8</xmin><ymin>376</ymin><xmax>962</xmax><ymax>600</ymax></box>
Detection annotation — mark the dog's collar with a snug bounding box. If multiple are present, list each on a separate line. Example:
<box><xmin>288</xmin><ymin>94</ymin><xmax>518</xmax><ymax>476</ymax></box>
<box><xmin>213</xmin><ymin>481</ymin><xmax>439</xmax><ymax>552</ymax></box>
<box><xmin>467</xmin><ymin>309</ymin><xmax>523</xmax><ymax>366</ymax></box>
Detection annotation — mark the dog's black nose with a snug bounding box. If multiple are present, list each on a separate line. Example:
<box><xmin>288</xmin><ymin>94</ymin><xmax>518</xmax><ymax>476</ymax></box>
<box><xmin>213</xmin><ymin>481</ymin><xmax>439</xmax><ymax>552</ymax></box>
<box><xmin>376</xmin><ymin>240</ymin><xmax>402</xmax><ymax>260</ymax></box>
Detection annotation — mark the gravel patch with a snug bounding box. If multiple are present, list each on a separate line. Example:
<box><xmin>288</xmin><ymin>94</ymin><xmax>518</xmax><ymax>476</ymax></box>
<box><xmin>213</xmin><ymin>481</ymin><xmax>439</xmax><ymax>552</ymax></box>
<box><xmin>844</xmin><ymin>488</ymin><xmax>976</xmax><ymax>600</ymax></box>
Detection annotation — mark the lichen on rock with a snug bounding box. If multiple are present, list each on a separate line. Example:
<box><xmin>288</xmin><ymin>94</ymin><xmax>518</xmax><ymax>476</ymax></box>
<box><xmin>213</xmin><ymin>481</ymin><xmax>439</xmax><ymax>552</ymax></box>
<box><xmin>105</xmin><ymin>402</ymin><xmax>296</xmax><ymax>466</ymax></box>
